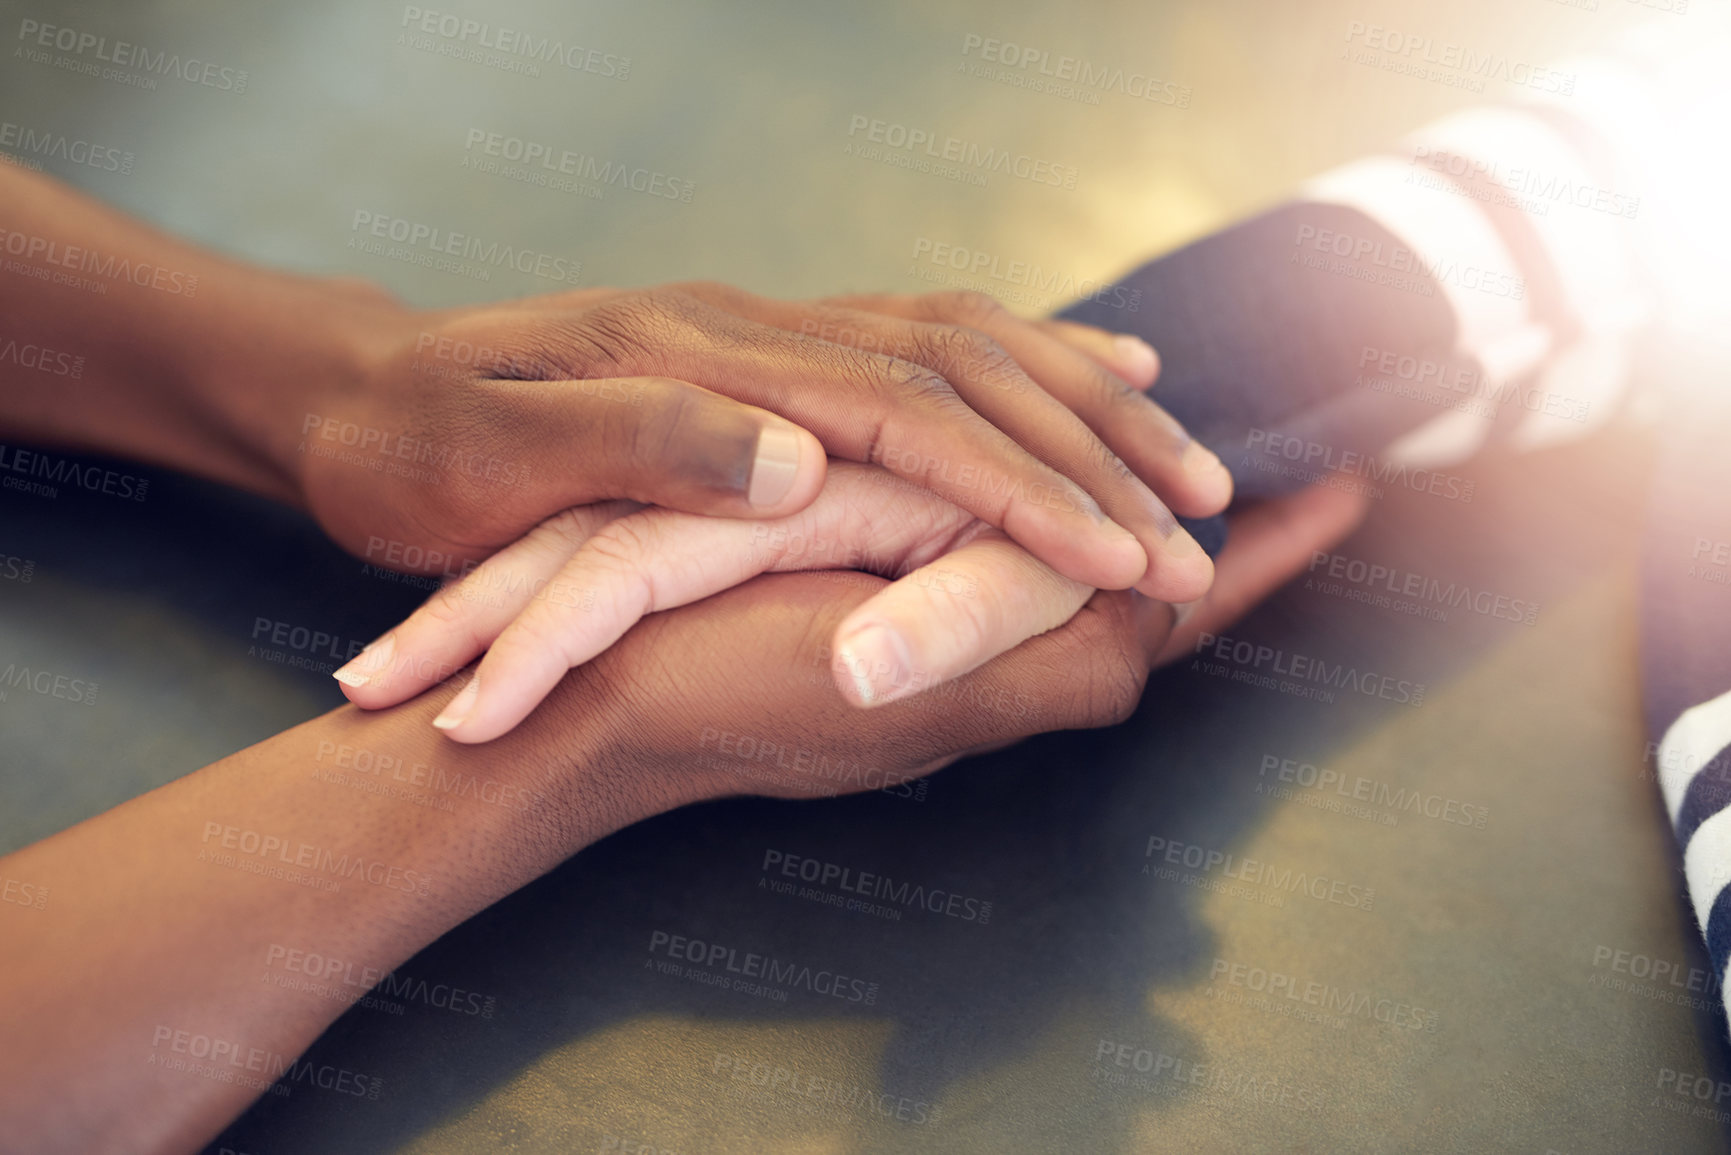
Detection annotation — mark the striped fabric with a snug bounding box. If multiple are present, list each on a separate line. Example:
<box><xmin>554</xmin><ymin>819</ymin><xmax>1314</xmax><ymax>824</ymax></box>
<box><xmin>1061</xmin><ymin>15</ymin><xmax>1731</xmax><ymax>1031</ymax></box>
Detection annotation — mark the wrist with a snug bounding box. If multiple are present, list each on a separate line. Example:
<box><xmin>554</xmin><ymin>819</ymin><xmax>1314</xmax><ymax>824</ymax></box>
<box><xmin>178</xmin><ymin>268</ymin><xmax>412</xmax><ymax>508</ymax></box>
<box><xmin>491</xmin><ymin>676</ymin><xmax>701</xmax><ymax>878</ymax></box>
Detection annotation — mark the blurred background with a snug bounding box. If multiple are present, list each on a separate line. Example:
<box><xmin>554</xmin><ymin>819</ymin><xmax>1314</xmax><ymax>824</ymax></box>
<box><xmin>3</xmin><ymin>0</ymin><xmax>1728</xmax><ymax>1151</ymax></box>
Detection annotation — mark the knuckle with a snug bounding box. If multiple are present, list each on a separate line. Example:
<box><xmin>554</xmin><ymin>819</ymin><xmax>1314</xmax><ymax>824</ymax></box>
<box><xmin>926</xmin><ymin>290</ymin><xmax>1005</xmax><ymax>328</ymax></box>
<box><xmin>880</xmin><ymin>357</ymin><xmax>959</xmax><ymax>402</ymax></box>
<box><xmin>1094</xmin><ymin>366</ymin><xmax>1155</xmax><ymax>420</ymax></box>
<box><xmin>578</xmin><ymin>296</ymin><xmax>662</xmax><ymax>367</ymax></box>
<box><xmin>916</xmin><ymin>327</ymin><xmax>1027</xmax><ymax>394</ymax></box>
<box><xmin>497</xmin><ymin>609</ymin><xmax>571</xmax><ymax>667</ymax></box>
<box><xmin>1084</xmin><ymin>649</ymin><xmax>1147</xmax><ymax>728</ymax></box>
<box><xmin>1064</xmin><ymin>600</ymin><xmax>1148</xmax><ymax>727</ymax></box>
<box><xmin>581</xmin><ymin>517</ymin><xmax>656</xmax><ymax>571</ymax></box>
<box><xmin>1082</xmin><ymin>432</ymin><xmax>1136</xmax><ymax>485</ymax></box>
<box><xmin>934</xmin><ymin>591</ymin><xmax>996</xmax><ymax>664</ymax></box>
<box><xmin>540</xmin><ymin>506</ymin><xmax>598</xmax><ymax>549</ymax></box>
<box><xmin>419</xmin><ymin>583</ymin><xmax>475</xmax><ymax>630</ymax></box>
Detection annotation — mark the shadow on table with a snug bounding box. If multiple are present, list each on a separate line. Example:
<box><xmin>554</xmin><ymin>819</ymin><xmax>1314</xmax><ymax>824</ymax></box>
<box><xmin>5</xmin><ymin>426</ymin><xmax>1710</xmax><ymax>1153</ymax></box>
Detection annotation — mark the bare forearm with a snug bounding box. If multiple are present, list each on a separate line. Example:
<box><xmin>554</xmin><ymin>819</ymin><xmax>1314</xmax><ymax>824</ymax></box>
<box><xmin>0</xmin><ymin>164</ymin><xmax>398</xmax><ymax>505</ymax></box>
<box><xmin>0</xmin><ymin>679</ymin><xmax>657</xmax><ymax>1155</ymax></box>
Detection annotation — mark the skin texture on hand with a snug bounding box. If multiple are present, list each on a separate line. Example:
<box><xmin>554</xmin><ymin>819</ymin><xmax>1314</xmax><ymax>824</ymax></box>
<box><xmin>292</xmin><ymin>282</ymin><xmax>1228</xmax><ymax>602</ymax></box>
<box><xmin>335</xmin><ymin>468</ymin><xmax>1363</xmax><ymax>756</ymax></box>
<box><xmin>0</xmin><ymin>164</ymin><xmax>1228</xmax><ymax>700</ymax></box>
<box><xmin>332</xmin><ymin>306</ymin><xmax>1226</xmax><ymax>738</ymax></box>
<box><xmin>0</xmin><ymin>162</ymin><xmax>1360</xmax><ymax>1154</ymax></box>
<box><xmin>551</xmin><ymin>482</ymin><xmax>1372</xmax><ymax>801</ymax></box>
<box><xmin>0</xmin><ymin>482</ymin><xmax>1362</xmax><ymax>1155</ymax></box>
<box><xmin>335</xmin><ymin>463</ymin><xmax>1098</xmax><ymax>738</ymax></box>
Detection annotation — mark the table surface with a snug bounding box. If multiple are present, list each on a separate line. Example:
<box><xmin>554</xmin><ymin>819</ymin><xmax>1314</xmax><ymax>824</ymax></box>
<box><xmin>2</xmin><ymin>2</ymin><xmax>1726</xmax><ymax>1152</ymax></box>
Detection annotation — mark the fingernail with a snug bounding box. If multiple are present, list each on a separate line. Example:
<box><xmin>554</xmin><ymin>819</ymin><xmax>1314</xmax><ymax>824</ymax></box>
<box><xmin>1164</xmin><ymin>526</ymin><xmax>1206</xmax><ymax>561</ymax></box>
<box><xmin>1181</xmin><ymin>439</ymin><xmax>1227</xmax><ymax>479</ymax></box>
<box><xmin>748</xmin><ymin>427</ymin><xmax>801</xmax><ymax>508</ymax></box>
<box><xmin>833</xmin><ymin>623</ymin><xmax>913</xmax><ymax>707</ymax></box>
<box><xmin>432</xmin><ymin>673</ymin><xmax>479</xmax><ymax>731</ymax></box>
<box><xmin>333</xmin><ymin>633</ymin><xmax>395</xmax><ymax>688</ymax></box>
<box><xmin>1111</xmin><ymin>335</ymin><xmax>1159</xmax><ymax>385</ymax></box>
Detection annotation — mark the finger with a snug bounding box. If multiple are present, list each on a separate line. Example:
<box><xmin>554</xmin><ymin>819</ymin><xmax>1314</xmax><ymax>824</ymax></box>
<box><xmin>530</xmin><ymin>292</ymin><xmax>1151</xmax><ymax>592</ymax></box>
<box><xmin>879</xmin><ymin>583</ymin><xmax>1152</xmax><ymax>741</ymax></box>
<box><xmin>332</xmin><ymin>502</ymin><xmax>630</xmax><ymax>708</ymax></box>
<box><xmin>432</xmin><ymin>464</ymin><xmax>981</xmax><ymax>743</ymax></box>
<box><xmin>454</xmin><ymin>370</ymin><xmax>827</xmax><ymax>531</ymax></box>
<box><xmin>1152</xmin><ymin>483</ymin><xmax>1372</xmax><ymax>666</ymax></box>
<box><xmin>829</xmin><ymin>526</ymin><xmax>1093</xmax><ymax>708</ymax></box>
<box><xmin>1029</xmin><ymin>319</ymin><xmax>1159</xmax><ymax>389</ymax></box>
<box><xmin>650</xmin><ymin>285</ymin><xmax>1204</xmax><ymax>599</ymax></box>
<box><xmin>824</xmin><ymin>291</ymin><xmax>1233</xmax><ymax>523</ymax></box>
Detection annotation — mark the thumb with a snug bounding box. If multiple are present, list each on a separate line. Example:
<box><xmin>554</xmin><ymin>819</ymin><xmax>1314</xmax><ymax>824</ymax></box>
<box><xmin>499</xmin><ymin>374</ymin><xmax>827</xmax><ymax>518</ymax></box>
